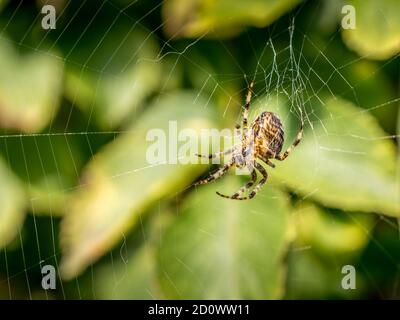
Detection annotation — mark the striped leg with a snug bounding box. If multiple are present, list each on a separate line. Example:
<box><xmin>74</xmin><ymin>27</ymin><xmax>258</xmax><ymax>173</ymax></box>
<box><xmin>194</xmin><ymin>159</ymin><xmax>235</xmax><ymax>186</ymax></box>
<box><xmin>227</xmin><ymin>162</ymin><xmax>267</xmax><ymax>200</ymax></box>
<box><xmin>195</xmin><ymin>147</ymin><xmax>233</xmax><ymax>160</ymax></box>
<box><xmin>247</xmin><ymin>162</ymin><xmax>268</xmax><ymax>199</ymax></box>
<box><xmin>216</xmin><ymin>169</ymin><xmax>257</xmax><ymax>200</ymax></box>
<box><xmin>242</xmin><ymin>81</ymin><xmax>254</xmax><ymax>144</ymax></box>
<box><xmin>275</xmin><ymin>117</ymin><xmax>304</xmax><ymax>161</ymax></box>
<box><xmin>258</xmin><ymin>155</ymin><xmax>276</xmax><ymax>168</ymax></box>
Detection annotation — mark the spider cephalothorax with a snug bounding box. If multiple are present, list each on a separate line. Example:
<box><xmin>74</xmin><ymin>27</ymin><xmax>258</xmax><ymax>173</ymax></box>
<box><xmin>195</xmin><ymin>81</ymin><xmax>303</xmax><ymax>200</ymax></box>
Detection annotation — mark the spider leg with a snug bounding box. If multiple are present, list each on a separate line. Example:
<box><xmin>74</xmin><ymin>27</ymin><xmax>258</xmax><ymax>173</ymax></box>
<box><xmin>258</xmin><ymin>155</ymin><xmax>276</xmax><ymax>168</ymax></box>
<box><xmin>242</xmin><ymin>81</ymin><xmax>254</xmax><ymax>141</ymax></box>
<box><xmin>218</xmin><ymin>162</ymin><xmax>268</xmax><ymax>200</ymax></box>
<box><xmin>195</xmin><ymin>148</ymin><xmax>233</xmax><ymax>159</ymax></box>
<box><xmin>216</xmin><ymin>169</ymin><xmax>257</xmax><ymax>200</ymax></box>
<box><xmin>247</xmin><ymin>162</ymin><xmax>268</xmax><ymax>199</ymax></box>
<box><xmin>228</xmin><ymin>162</ymin><xmax>268</xmax><ymax>200</ymax></box>
<box><xmin>194</xmin><ymin>159</ymin><xmax>235</xmax><ymax>186</ymax></box>
<box><xmin>275</xmin><ymin>117</ymin><xmax>304</xmax><ymax>161</ymax></box>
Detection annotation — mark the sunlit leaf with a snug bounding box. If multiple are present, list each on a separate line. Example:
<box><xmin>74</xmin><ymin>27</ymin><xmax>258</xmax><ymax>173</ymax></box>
<box><xmin>341</xmin><ymin>0</ymin><xmax>400</xmax><ymax>60</ymax></box>
<box><xmin>162</xmin><ymin>0</ymin><xmax>302</xmax><ymax>38</ymax></box>
<box><xmin>0</xmin><ymin>40</ymin><xmax>63</xmax><ymax>132</ymax></box>
<box><xmin>158</xmin><ymin>175</ymin><xmax>290</xmax><ymax>299</ymax></box>
<box><xmin>60</xmin><ymin>91</ymin><xmax>219</xmax><ymax>279</ymax></box>
<box><xmin>286</xmin><ymin>204</ymin><xmax>373</xmax><ymax>299</ymax></box>
<box><xmin>0</xmin><ymin>157</ymin><xmax>27</xmax><ymax>248</ymax></box>
<box><xmin>293</xmin><ymin>202</ymin><xmax>374</xmax><ymax>259</ymax></box>
<box><xmin>256</xmin><ymin>95</ymin><xmax>399</xmax><ymax>216</ymax></box>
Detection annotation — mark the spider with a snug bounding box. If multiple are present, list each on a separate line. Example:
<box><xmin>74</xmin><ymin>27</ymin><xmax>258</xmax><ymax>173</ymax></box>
<box><xmin>194</xmin><ymin>81</ymin><xmax>304</xmax><ymax>200</ymax></box>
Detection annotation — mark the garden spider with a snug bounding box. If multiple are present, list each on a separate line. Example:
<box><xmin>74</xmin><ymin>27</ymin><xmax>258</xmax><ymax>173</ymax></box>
<box><xmin>195</xmin><ymin>81</ymin><xmax>304</xmax><ymax>200</ymax></box>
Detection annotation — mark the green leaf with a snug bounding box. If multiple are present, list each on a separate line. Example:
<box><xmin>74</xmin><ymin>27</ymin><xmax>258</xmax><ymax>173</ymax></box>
<box><xmin>0</xmin><ymin>0</ymin><xmax>7</xmax><ymax>11</ymax></box>
<box><xmin>0</xmin><ymin>135</ymin><xmax>85</xmax><ymax>216</ymax></box>
<box><xmin>94</xmin><ymin>207</ymin><xmax>172</xmax><ymax>299</ymax></box>
<box><xmin>0</xmin><ymin>157</ymin><xmax>27</xmax><ymax>248</ymax></box>
<box><xmin>0</xmin><ymin>40</ymin><xmax>63</xmax><ymax>132</ymax></box>
<box><xmin>297</xmin><ymin>34</ymin><xmax>398</xmax><ymax>133</ymax></box>
<box><xmin>95</xmin><ymin>245</ymin><xmax>158</xmax><ymax>299</ymax></box>
<box><xmin>64</xmin><ymin>25</ymin><xmax>161</xmax><ymax>129</ymax></box>
<box><xmin>293</xmin><ymin>203</ymin><xmax>374</xmax><ymax>259</ymax></box>
<box><xmin>60</xmin><ymin>91</ymin><xmax>219</xmax><ymax>279</ymax></box>
<box><xmin>158</xmin><ymin>175</ymin><xmax>290</xmax><ymax>299</ymax></box>
<box><xmin>287</xmin><ymin>205</ymin><xmax>372</xmax><ymax>299</ymax></box>
<box><xmin>285</xmin><ymin>249</ymin><xmax>367</xmax><ymax>299</ymax></box>
<box><xmin>397</xmin><ymin>106</ymin><xmax>400</xmax><ymax>189</ymax></box>
<box><xmin>162</xmin><ymin>0</ymin><xmax>302</xmax><ymax>38</ymax></box>
<box><xmin>261</xmin><ymin>95</ymin><xmax>399</xmax><ymax>216</ymax></box>
<box><xmin>341</xmin><ymin>0</ymin><xmax>400</xmax><ymax>60</ymax></box>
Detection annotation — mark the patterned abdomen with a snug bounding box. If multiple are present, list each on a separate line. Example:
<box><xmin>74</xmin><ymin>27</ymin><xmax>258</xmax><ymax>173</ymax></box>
<box><xmin>252</xmin><ymin>112</ymin><xmax>284</xmax><ymax>157</ymax></box>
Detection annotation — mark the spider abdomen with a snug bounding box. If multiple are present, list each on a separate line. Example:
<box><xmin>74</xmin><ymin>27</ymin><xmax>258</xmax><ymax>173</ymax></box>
<box><xmin>252</xmin><ymin>111</ymin><xmax>284</xmax><ymax>157</ymax></box>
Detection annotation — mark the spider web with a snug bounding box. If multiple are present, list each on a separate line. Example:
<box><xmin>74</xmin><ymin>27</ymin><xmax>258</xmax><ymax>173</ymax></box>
<box><xmin>0</xmin><ymin>0</ymin><xmax>399</xmax><ymax>300</ymax></box>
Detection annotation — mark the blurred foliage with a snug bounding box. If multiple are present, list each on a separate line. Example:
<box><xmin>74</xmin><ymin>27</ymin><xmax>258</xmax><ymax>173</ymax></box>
<box><xmin>64</xmin><ymin>26</ymin><xmax>161</xmax><ymax>129</ymax></box>
<box><xmin>0</xmin><ymin>41</ymin><xmax>63</xmax><ymax>132</ymax></box>
<box><xmin>0</xmin><ymin>0</ymin><xmax>399</xmax><ymax>300</ymax></box>
<box><xmin>162</xmin><ymin>0</ymin><xmax>302</xmax><ymax>38</ymax></box>
<box><xmin>60</xmin><ymin>92</ymin><xmax>219</xmax><ymax>279</ymax></box>
<box><xmin>158</xmin><ymin>176</ymin><xmax>290</xmax><ymax>299</ymax></box>
<box><xmin>0</xmin><ymin>158</ymin><xmax>26</xmax><ymax>249</ymax></box>
<box><xmin>342</xmin><ymin>0</ymin><xmax>400</xmax><ymax>60</ymax></box>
